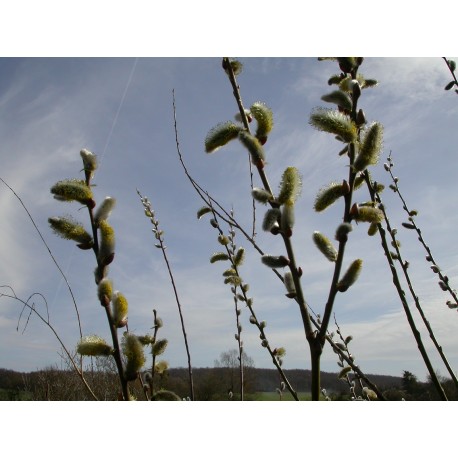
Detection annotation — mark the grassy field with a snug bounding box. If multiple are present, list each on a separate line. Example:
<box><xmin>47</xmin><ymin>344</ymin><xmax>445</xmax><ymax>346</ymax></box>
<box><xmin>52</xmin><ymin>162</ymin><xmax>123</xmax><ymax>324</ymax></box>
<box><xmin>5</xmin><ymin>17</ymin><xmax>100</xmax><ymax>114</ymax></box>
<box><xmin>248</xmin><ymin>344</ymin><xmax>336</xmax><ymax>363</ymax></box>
<box><xmin>252</xmin><ymin>391</ymin><xmax>314</xmax><ymax>401</ymax></box>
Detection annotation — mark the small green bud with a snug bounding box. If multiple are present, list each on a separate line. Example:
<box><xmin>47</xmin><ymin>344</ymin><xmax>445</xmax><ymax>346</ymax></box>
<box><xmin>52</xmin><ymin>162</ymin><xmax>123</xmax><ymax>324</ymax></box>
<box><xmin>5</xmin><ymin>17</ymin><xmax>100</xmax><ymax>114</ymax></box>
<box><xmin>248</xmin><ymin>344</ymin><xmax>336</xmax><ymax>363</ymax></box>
<box><xmin>261</xmin><ymin>255</ymin><xmax>290</xmax><ymax>268</ymax></box>
<box><xmin>50</xmin><ymin>179</ymin><xmax>94</xmax><ymax>206</ymax></box>
<box><xmin>337</xmin><ymin>259</ymin><xmax>363</xmax><ymax>292</ymax></box>
<box><xmin>314</xmin><ymin>182</ymin><xmax>345</xmax><ymax>212</ymax></box>
<box><xmin>77</xmin><ymin>335</ymin><xmax>113</xmax><ymax>356</ymax></box>
<box><xmin>223</xmin><ymin>58</ymin><xmax>243</xmax><ymax>76</ymax></box>
<box><xmin>313</xmin><ymin>231</ymin><xmax>338</xmax><ymax>262</ymax></box>
<box><xmin>205</xmin><ymin>121</ymin><xmax>242</xmax><ymax>153</ymax></box>
<box><xmin>309</xmin><ymin>108</ymin><xmax>358</xmax><ymax>143</ymax></box>
<box><xmin>335</xmin><ymin>223</ymin><xmax>353</xmax><ymax>242</ymax></box>
<box><xmin>238</xmin><ymin>131</ymin><xmax>265</xmax><ymax>166</ymax></box>
<box><xmin>250</xmin><ymin>101</ymin><xmax>274</xmax><ymax>144</ymax></box>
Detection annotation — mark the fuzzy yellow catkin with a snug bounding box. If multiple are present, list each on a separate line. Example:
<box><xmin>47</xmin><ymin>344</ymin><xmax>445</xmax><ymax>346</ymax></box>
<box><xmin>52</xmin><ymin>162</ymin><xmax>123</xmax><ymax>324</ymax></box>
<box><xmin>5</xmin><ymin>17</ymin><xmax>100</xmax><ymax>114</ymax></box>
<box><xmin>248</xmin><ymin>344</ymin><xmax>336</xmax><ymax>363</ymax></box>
<box><xmin>309</xmin><ymin>108</ymin><xmax>358</xmax><ymax>143</ymax></box>
<box><xmin>205</xmin><ymin>121</ymin><xmax>242</xmax><ymax>153</ymax></box>
<box><xmin>313</xmin><ymin>231</ymin><xmax>338</xmax><ymax>262</ymax></box>
<box><xmin>152</xmin><ymin>338</ymin><xmax>168</xmax><ymax>356</ymax></box>
<box><xmin>77</xmin><ymin>335</ymin><xmax>112</xmax><ymax>356</ymax></box>
<box><xmin>112</xmin><ymin>291</ymin><xmax>128</xmax><ymax>328</ymax></box>
<box><xmin>284</xmin><ymin>271</ymin><xmax>296</xmax><ymax>295</ymax></box>
<box><xmin>321</xmin><ymin>90</ymin><xmax>353</xmax><ymax>111</ymax></box>
<box><xmin>262</xmin><ymin>208</ymin><xmax>281</xmax><ymax>232</ymax></box>
<box><xmin>353</xmin><ymin>122</ymin><xmax>383</xmax><ymax>172</ymax></box>
<box><xmin>238</xmin><ymin>131</ymin><xmax>265</xmax><ymax>165</ymax></box>
<box><xmin>98</xmin><ymin>220</ymin><xmax>115</xmax><ymax>266</ymax></box>
<box><xmin>281</xmin><ymin>202</ymin><xmax>295</xmax><ymax>232</ymax></box>
<box><xmin>277</xmin><ymin>167</ymin><xmax>302</xmax><ymax>206</ymax></box>
<box><xmin>48</xmin><ymin>216</ymin><xmax>93</xmax><ymax>246</ymax></box>
<box><xmin>80</xmin><ymin>149</ymin><xmax>98</xmax><ymax>176</ymax></box>
<box><xmin>97</xmin><ymin>278</ymin><xmax>113</xmax><ymax>305</ymax></box>
<box><xmin>250</xmin><ymin>101</ymin><xmax>274</xmax><ymax>144</ymax></box>
<box><xmin>314</xmin><ymin>182</ymin><xmax>345</xmax><ymax>212</ymax></box>
<box><xmin>94</xmin><ymin>196</ymin><xmax>116</xmax><ymax>226</ymax></box>
<box><xmin>353</xmin><ymin>206</ymin><xmax>384</xmax><ymax>224</ymax></box>
<box><xmin>154</xmin><ymin>360</ymin><xmax>169</xmax><ymax>374</ymax></box>
<box><xmin>337</xmin><ymin>259</ymin><xmax>363</xmax><ymax>292</ymax></box>
<box><xmin>50</xmin><ymin>179</ymin><xmax>94</xmax><ymax>205</ymax></box>
<box><xmin>123</xmin><ymin>334</ymin><xmax>146</xmax><ymax>380</ymax></box>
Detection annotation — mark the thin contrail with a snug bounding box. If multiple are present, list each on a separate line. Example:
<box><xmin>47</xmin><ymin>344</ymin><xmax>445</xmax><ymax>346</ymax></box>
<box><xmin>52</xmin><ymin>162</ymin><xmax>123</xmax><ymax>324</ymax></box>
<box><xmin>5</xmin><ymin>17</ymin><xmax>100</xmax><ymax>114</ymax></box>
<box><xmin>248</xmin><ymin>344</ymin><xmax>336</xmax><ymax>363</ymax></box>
<box><xmin>98</xmin><ymin>57</ymin><xmax>139</xmax><ymax>168</ymax></box>
<box><xmin>50</xmin><ymin>58</ymin><xmax>138</xmax><ymax>309</ymax></box>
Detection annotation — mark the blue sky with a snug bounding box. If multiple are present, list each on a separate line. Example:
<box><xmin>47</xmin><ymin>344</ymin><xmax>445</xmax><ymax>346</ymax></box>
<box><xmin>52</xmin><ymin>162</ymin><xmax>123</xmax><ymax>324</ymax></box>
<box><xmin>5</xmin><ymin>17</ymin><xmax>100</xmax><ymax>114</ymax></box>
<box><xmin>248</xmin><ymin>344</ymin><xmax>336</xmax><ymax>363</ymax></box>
<box><xmin>1</xmin><ymin>56</ymin><xmax>457</xmax><ymax>382</ymax></box>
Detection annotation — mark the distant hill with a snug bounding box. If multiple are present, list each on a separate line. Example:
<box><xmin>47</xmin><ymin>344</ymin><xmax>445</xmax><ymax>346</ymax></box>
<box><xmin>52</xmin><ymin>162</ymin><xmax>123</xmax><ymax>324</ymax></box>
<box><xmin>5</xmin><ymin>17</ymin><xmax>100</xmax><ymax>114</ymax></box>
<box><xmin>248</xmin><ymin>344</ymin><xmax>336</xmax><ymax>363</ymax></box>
<box><xmin>0</xmin><ymin>366</ymin><xmax>403</xmax><ymax>400</ymax></box>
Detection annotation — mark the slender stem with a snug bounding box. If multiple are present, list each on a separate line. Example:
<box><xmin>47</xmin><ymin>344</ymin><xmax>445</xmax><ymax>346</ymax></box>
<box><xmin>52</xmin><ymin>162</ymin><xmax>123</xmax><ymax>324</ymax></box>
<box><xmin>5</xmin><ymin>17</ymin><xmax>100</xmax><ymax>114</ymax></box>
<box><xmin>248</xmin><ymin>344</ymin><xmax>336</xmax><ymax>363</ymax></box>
<box><xmin>1</xmin><ymin>286</ymin><xmax>98</xmax><ymax>400</ymax></box>
<box><xmin>84</xmin><ymin>171</ymin><xmax>129</xmax><ymax>400</ymax></box>
<box><xmin>0</xmin><ymin>177</ymin><xmax>83</xmax><ymax>342</ymax></box>
<box><xmin>363</xmin><ymin>178</ymin><xmax>447</xmax><ymax>400</ymax></box>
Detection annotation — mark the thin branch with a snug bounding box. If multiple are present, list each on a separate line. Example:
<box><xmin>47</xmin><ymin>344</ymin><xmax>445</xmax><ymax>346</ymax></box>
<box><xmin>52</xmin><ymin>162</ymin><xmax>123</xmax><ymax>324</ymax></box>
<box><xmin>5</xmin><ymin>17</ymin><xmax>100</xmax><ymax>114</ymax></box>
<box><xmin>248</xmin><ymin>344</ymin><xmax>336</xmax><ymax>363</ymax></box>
<box><xmin>1</xmin><ymin>285</ymin><xmax>98</xmax><ymax>400</ymax></box>
<box><xmin>0</xmin><ymin>177</ymin><xmax>83</xmax><ymax>340</ymax></box>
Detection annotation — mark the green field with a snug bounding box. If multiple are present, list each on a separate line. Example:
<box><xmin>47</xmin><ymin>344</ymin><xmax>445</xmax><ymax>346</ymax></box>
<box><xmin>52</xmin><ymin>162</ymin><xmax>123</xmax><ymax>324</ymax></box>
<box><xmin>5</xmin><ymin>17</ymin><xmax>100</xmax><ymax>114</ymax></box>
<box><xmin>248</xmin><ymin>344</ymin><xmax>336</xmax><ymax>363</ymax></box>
<box><xmin>252</xmin><ymin>391</ymin><xmax>314</xmax><ymax>401</ymax></box>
